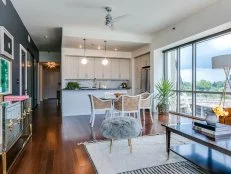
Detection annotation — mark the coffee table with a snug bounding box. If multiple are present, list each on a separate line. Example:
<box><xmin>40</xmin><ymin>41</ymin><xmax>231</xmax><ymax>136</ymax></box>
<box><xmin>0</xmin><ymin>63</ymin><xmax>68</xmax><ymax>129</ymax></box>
<box><xmin>162</xmin><ymin>123</ymin><xmax>231</xmax><ymax>174</ymax></box>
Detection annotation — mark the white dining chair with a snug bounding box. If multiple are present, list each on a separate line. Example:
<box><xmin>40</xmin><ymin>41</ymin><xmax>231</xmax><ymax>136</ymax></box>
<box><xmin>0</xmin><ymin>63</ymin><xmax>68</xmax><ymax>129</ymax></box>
<box><xmin>113</xmin><ymin>95</ymin><xmax>142</xmax><ymax>125</ymax></box>
<box><xmin>88</xmin><ymin>94</ymin><xmax>113</xmax><ymax>127</ymax></box>
<box><xmin>140</xmin><ymin>93</ymin><xmax>154</xmax><ymax>123</ymax></box>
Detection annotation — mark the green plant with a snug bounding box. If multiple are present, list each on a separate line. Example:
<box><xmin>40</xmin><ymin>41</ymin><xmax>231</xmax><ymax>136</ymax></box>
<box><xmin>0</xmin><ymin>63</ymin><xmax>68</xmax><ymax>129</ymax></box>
<box><xmin>155</xmin><ymin>79</ymin><xmax>175</xmax><ymax>114</ymax></box>
<box><xmin>65</xmin><ymin>82</ymin><xmax>80</xmax><ymax>90</ymax></box>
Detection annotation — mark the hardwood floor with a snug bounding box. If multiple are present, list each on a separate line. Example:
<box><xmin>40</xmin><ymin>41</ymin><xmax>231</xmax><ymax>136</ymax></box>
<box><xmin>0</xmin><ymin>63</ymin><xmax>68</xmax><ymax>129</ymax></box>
<box><xmin>10</xmin><ymin>100</ymin><xmax>191</xmax><ymax>174</ymax></box>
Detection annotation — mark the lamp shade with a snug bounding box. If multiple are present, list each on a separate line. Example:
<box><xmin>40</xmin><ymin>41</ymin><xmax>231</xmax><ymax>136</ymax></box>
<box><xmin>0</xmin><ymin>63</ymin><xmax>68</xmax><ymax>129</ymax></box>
<box><xmin>212</xmin><ymin>54</ymin><xmax>231</xmax><ymax>69</ymax></box>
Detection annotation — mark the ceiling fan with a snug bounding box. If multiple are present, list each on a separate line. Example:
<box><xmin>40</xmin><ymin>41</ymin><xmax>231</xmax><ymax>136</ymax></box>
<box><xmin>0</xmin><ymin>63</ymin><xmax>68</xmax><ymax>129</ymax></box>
<box><xmin>104</xmin><ymin>7</ymin><xmax>130</xmax><ymax>29</ymax></box>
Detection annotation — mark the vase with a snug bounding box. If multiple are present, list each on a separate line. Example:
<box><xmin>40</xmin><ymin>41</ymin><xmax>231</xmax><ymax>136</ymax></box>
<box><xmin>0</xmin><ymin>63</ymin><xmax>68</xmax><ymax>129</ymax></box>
<box><xmin>205</xmin><ymin>114</ymin><xmax>218</xmax><ymax>126</ymax></box>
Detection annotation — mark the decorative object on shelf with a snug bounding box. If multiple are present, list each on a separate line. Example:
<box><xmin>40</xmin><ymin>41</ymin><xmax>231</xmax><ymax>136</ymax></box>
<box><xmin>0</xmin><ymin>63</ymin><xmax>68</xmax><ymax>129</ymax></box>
<box><xmin>212</xmin><ymin>54</ymin><xmax>231</xmax><ymax>121</ymax></box>
<box><xmin>205</xmin><ymin>113</ymin><xmax>219</xmax><ymax>126</ymax></box>
<box><xmin>47</xmin><ymin>62</ymin><xmax>56</xmax><ymax>69</ymax></box>
<box><xmin>81</xmin><ymin>38</ymin><xmax>88</xmax><ymax>65</ymax></box>
<box><xmin>65</xmin><ymin>82</ymin><xmax>80</xmax><ymax>90</ymax></box>
<box><xmin>102</xmin><ymin>40</ymin><xmax>109</xmax><ymax>66</ymax></box>
<box><xmin>155</xmin><ymin>79</ymin><xmax>174</xmax><ymax>115</ymax></box>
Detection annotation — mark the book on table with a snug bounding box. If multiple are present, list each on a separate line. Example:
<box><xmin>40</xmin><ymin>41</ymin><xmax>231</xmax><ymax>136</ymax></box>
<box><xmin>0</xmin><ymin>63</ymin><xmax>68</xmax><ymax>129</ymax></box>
<box><xmin>193</xmin><ymin>121</ymin><xmax>231</xmax><ymax>138</ymax></box>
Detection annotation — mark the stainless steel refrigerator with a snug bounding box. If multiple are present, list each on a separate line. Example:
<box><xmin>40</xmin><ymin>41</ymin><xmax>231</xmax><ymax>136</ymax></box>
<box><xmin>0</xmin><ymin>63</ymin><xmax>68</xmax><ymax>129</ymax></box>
<box><xmin>140</xmin><ymin>66</ymin><xmax>150</xmax><ymax>93</ymax></box>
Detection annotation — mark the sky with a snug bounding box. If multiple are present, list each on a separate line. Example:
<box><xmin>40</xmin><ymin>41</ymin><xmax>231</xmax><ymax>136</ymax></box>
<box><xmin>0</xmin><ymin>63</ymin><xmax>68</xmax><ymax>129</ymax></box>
<box><xmin>180</xmin><ymin>33</ymin><xmax>231</xmax><ymax>82</ymax></box>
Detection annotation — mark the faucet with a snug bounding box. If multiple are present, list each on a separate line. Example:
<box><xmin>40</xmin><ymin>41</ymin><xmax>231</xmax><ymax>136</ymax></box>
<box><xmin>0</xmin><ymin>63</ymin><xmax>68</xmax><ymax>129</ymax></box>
<box><xmin>93</xmin><ymin>78</ymin><xmax>97</xmax><ymax>88</ymax></box>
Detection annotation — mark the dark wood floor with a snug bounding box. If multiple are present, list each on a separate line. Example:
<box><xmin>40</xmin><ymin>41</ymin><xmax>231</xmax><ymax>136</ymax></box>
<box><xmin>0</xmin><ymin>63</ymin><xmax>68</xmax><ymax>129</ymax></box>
<box><xmin>10</xmin><ymin>100</ymin><xmax>191</xmax><ymax>174</ymax></box>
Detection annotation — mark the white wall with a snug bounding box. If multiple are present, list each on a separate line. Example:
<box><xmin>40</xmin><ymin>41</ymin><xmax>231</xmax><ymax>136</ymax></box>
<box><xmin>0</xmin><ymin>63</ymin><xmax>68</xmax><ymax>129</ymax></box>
<box><xmin>63</xmin><ymin>26</ymin><xmax>151</xmax><ymax>44</ymax></box>
<box><xmin>39</xmin><ymin>51</ymin><xmax>61</xmax><ymax>62</ymax></box>
<box><xmin>62</xmin><ymin>48</ymin><xmax>132</xmax><ymax>59</ymax></box>
<box><xmin>150</xmin><ymin>0</ymin><xmax>231</xmax><ymax>111</ymax></box>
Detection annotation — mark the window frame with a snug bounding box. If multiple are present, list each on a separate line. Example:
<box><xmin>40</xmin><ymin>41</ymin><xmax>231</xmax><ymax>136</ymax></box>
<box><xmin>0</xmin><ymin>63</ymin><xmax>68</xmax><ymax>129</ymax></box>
<box><xmin>163</xmin><ymin>29</ymin><xmax>231</xmax><ymax>118</ymax></box>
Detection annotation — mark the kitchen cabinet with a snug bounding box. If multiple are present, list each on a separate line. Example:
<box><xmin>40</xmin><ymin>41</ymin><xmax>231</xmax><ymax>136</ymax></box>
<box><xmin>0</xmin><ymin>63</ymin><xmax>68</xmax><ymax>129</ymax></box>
<box><xmin>111</xmin><ymin>59</ymin><xmax>120</xmax><ymax>79</ymax></box>
<box><xmin>103</xmin><ymin>60</ymin><xmax>111</xmax><ymax>79</ymax></box>
<box><xmin>63</xmin><ymin>56</ymin><xmax>131</xmax><ymax>80</ymax></box>
<box><xmin>78</xmin><ymin>58</ymin><xmax>86</xmax><ymax>79</ymax></box>
<box><xmin>86</xmin><ymin>58</ymin><xmax>95</xmax><ymax>79</ymax></box>
<box><xmin>119</xmin><ymin>59</ymin><xmax>130</xmax><ymax>80</ymax></box>
<box><xmin>78</xmin><ymin>58</ymin><xmax>95</xmax><ymax>79</ymax></box>
<box><xmin>94</xmin><ymin>58</ymin><xmax>104</xmax><ymax>79</ymax></box>
<box><xmin>63</xmin><ymin>56</ymin><xmax>79</xmax><ymax>79</ymax></box>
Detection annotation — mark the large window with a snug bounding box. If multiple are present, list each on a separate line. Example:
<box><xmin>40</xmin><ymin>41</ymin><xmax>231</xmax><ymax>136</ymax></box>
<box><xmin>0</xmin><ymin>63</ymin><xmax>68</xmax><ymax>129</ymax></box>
<box><xmin>164</xmin><ymin>31</ymin><xmax>231</xmax><ymax>118</ymax></box>
<box><xmin>0</xmin><ymin>57</ymin><xmax>11</xmax><ymax>94</ymax></box>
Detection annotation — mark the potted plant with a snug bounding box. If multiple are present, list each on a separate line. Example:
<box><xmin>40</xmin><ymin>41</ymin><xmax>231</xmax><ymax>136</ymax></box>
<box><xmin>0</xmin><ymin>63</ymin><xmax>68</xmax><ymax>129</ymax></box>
<box><xmin>65</xmin><ymin>82</ymin><xmax>80</xmax><ymax>90</ymax></box>
<box><xmin>155</xmin><ymin>79</ymin><xmax>175</xmax><ymax>115</ymax></box>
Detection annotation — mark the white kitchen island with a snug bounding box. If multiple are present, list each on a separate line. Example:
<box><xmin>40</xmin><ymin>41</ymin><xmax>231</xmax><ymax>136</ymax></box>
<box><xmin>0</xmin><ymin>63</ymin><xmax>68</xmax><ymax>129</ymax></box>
<box><xmin>62</xmin><ymin>89</ymin><xmax>131</xmax><ymax>116</ymax></box>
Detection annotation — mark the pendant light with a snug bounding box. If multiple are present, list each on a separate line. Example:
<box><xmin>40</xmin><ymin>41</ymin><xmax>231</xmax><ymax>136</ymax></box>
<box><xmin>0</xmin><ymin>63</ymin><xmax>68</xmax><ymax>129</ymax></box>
<box><xmin>102</xmin><ymin>40</ymin><xmax>109</xmax><ymax>66</ymax></box>
<box><xmin>81</xmin><ymin>38</ymin><xmax>88</xmax><ymax>65</ymax></box>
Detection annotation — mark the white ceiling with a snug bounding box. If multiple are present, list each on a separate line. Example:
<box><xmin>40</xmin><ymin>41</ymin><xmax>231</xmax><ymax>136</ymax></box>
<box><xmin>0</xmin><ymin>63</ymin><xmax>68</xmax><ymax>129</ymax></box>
<box><xmin>62</xmin><ymin>36</ymin><xmax>148</xmax><ymax>52</ymax></box>
<box><xmin>11</xmin><ymin>0</ymin><xmax>218</xmax><ymax>51</ymax></box>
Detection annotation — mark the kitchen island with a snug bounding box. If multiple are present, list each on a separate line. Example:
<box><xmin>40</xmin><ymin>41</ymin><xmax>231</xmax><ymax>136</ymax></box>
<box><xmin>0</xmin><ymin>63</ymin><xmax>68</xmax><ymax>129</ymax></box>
<box><xmin>62</xmin><ymin>88</ymin><xmax>131</xmax><ymax>116</ymax></box>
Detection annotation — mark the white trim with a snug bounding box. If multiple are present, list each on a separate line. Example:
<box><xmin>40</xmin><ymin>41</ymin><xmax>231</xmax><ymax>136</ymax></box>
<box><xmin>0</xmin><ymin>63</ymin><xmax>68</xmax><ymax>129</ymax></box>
<box><xmin>19</xmin><ymin>44</ymin><xmax>27</xmax><ymax>95</ymax></box>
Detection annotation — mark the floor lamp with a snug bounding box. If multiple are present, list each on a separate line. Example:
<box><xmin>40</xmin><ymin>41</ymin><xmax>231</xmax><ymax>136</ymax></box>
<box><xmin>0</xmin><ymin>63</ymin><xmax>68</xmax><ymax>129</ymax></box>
<box><xmin>212</xmin><ymin>54</ymin><xmax>231</xmax><ymax>107</ymax></box>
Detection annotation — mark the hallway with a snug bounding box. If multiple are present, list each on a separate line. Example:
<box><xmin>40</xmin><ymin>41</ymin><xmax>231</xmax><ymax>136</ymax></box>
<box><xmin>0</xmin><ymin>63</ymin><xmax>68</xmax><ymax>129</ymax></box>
<box><xmin>10</xmin><ymin>100</ymin><xmax>188</xmax><ymax>174</ymax></box>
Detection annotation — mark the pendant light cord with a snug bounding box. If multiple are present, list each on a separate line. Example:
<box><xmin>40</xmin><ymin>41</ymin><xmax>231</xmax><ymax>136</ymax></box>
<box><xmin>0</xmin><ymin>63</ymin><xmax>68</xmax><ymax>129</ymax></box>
<box><xmin>84</xmin><ymin>38</ymin><xmax>86</xmax><ymax>57</ymax></box>
<box><xmin>104</xmin><ymin>40</ymin><xmax>107</xmax><ymax>58</ymax></box>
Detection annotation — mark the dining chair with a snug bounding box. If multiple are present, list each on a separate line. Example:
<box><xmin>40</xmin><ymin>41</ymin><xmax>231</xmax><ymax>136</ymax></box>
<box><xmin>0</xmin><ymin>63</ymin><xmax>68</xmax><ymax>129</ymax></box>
<box><xmin>113</xmin><ymin>95</ymin><xmax>141</xmax><ymax>125</ymax></box>
<box><xmin>88</xmin><ymin>94</ymin><xmax>113</xmax><ymax>127</ymax></box>
<box><xmin>140</xmin><ymin>92</ymin><xmax>154</xmax><ymax>123</ymax></box>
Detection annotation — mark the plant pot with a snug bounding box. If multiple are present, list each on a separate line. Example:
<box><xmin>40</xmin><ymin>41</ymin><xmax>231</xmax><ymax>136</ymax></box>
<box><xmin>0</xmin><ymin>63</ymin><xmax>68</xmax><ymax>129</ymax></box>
<box><xmin>205</xmin><ymin>114</ymin><xmax>218</xmax><ymax>126</ymax></box>
<box><xmin>157</xmin><ymin>104</ymin><xmax>169</xmax><ymax>115</ymax></box>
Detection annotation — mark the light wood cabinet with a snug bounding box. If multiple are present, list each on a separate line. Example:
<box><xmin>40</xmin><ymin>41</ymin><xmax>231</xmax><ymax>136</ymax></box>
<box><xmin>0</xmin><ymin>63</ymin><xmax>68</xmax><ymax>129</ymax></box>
<box><xmin>103</xmin><ymin>61</ymin><xmax>111</xmax><ymax>79</ymax></box>
<box><xmin>86</xmin><ymin>58</ymin><xmax>95</xmax><ymax>79</ymax></box>
<box><xmin>63</xmin><ymin>57</ymin><xmax>131</xmax><ymax>80</ymax></box>
<box><xmin>119</xmin><ymin>59</ymin><xmax>130</xmax><ymax>80</ymax></box>
<box><xmin>111</xmin><ymin>59</ymin><xmax>120</xmax><ymax>79</ymax></box>
<box><xmin>94</xmin><ymin>58</ymin><xmax>104</xmax><ymax>79</ymax></box>
<box><xmin>63</xmin><ymin>56</ymin><xmax>78</xmax><ymax>79</ymax></box>
<box><xmin>78</xmin><ymin>58</ymin><xmax>86</xmax><ymax>79</ymax></box>
<box><xmin>78</xmin><ymin>58</ymin><xmax>95</xmax><ymax>79</ymax></box>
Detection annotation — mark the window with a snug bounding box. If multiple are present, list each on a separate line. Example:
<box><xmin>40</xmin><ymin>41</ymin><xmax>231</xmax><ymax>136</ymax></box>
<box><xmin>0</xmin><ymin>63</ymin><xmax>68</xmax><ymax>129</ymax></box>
<box><xmin>180</xmin><ymin>45</ymin><xmax>192</xmax><ymax>91</ymax></box>
<box><xmin>164</xmin><ymin>31</ymin><xmax>231</xmax><ymax>118</ymax></box>
<box><xmin>0</xmin><ymin>57</ymin><xmax>11</xmax><ymax>94</ymax></box>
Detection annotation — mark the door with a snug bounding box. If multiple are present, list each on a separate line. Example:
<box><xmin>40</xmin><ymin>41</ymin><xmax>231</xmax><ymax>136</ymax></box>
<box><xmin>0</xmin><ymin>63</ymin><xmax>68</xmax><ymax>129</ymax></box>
<box><xmin>19</xmin><ymin>45</ymin><xmax>27</xmax><ymax>95</ymax></box>
<box><xmin>27</xmin><ymin>51</ymin><xmax>33</xmax><ymax>98</ymax></box>
<box><xmin>43</xmin><ymin>66</ymin><xmax>60</xmax><ymax>99</ymax></box>
<box><xmin>33</xmin><ymin>61</ymin><xmax>38</xmax><ymax>107</ymax></box>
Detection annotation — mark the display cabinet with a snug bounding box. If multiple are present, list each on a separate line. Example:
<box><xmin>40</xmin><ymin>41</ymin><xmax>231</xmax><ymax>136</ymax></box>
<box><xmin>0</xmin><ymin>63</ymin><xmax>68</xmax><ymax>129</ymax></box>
<box><xmin>0</xmin><ymin>98</ymin><xmax>32</xmax><ymax>174</ymax></box>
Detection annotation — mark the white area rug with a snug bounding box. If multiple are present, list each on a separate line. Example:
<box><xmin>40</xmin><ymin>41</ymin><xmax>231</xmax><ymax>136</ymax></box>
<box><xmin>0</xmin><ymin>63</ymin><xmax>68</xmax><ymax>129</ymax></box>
<box><xmin>84</xmin><ymin>134</ymin><xmax>194</xmax><ymax>174</ymax></box>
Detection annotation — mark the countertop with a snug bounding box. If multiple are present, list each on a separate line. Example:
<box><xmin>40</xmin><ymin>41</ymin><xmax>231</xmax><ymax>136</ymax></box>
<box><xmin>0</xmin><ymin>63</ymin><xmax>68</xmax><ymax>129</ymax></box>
<box><xmin>62</xmin><ymin>88</ymin><xmax>131</xmax><ymax>91</ymax></box>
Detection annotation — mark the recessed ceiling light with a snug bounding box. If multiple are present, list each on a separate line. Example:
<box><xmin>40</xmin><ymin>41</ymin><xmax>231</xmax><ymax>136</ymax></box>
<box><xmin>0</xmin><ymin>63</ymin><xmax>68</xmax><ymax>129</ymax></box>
<box><xmin>114</xmin><ymin>48</ymin><xmax>118</xmax><ymax>51</ymax></box>
<box><xmin>98</xmin><ymin>46</ymin><xmax>101</xmax><ymax>50</ymax></box>
<box><xmin>79</xmin><ymin>45</ymin><xmax>82</xmax><ymax>48</ymax></box>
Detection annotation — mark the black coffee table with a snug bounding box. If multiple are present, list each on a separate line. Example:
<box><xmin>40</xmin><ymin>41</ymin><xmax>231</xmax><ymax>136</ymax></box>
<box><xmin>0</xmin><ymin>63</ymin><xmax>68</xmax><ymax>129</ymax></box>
<box><xmin>162</xmin><ymin>123</ymin><xmax>231</xmax><ymax>174</ymax></box>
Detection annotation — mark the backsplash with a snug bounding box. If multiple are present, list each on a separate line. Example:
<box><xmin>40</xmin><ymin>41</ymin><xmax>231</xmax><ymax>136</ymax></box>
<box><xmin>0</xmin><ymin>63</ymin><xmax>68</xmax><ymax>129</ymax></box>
<box><xmin>64</xmin><ymin>79</ymin><xmax>129</xmax><ymax>89</ymax></box>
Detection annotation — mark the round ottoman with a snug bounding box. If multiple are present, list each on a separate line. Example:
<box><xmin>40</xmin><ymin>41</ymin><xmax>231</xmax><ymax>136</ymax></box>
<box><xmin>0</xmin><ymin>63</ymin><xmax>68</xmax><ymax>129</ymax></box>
<box><xmin>101</xmin><ymin>116</ymin><xmax>142</xmax><ymax>153</ymax></box>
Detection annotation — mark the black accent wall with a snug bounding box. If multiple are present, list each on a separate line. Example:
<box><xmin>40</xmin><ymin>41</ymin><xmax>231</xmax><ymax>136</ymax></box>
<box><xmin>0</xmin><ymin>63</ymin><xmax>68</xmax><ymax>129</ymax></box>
<box><xmin>0</xmin><ymin>0</ymin><xmax>39</xmax><ymax>95</ymax></box>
